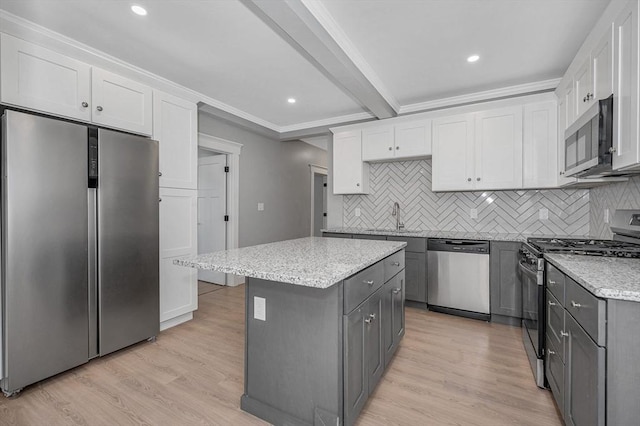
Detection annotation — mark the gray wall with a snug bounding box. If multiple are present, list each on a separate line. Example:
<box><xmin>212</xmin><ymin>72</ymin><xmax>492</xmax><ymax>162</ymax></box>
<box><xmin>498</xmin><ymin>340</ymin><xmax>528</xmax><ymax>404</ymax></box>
<box><xmin>590</xmin><ymin>175</ymin><xmax>640</xmax><ymax>238</ymax></box>
<box><xmin>199</xmin><ymin>113</ymin><xmax>327</xmax><ymax>247</ymax></box>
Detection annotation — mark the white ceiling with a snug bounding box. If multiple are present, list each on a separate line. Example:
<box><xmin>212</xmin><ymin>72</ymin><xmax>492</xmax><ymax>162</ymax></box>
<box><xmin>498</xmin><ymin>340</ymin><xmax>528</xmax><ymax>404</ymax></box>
<box><xmin>0</xmin><ymin>0</ymin><xmax>611</xmax><ymax>133</ymax></box>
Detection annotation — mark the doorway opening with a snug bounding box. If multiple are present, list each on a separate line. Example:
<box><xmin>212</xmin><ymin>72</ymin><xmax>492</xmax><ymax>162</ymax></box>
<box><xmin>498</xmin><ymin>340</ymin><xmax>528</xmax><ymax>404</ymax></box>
<box><xmin>310</xmin><ymin>165</ymin><xmax>328</xmax><ymax>236</ymax></box>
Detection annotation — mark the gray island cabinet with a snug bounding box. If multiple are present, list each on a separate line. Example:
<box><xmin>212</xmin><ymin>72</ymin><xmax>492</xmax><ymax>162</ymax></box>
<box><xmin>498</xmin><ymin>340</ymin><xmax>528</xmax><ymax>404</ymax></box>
<box><xmin>175</xmin><ymin>237</ymin><xmax>407</xmax><ymax>426</ymax></box>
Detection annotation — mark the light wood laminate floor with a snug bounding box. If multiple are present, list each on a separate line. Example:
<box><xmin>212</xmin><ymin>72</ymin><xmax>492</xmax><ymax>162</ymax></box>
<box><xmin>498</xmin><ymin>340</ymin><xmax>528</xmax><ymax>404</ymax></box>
<box><xmin>0</xmin><ymin>285</ymin><xmax>562</xmax><ymax>425</ymax></box>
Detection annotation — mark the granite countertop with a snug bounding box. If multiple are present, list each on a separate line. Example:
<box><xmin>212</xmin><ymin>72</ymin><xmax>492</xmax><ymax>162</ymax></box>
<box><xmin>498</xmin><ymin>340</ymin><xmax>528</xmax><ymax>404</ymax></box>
<box><xmin>174</xmin><ymin>237</ymin><xmax>406</xmax><ymax>289</ymax></box>
<box><xmin>323</xmin><ymin>227</ymin><xmax>531</xmax><ymax>242</ymax></box>
<box><xmin>545</xmin><ymin>253</ymin><xmax>640</xmax><ymax>302</ymax></box>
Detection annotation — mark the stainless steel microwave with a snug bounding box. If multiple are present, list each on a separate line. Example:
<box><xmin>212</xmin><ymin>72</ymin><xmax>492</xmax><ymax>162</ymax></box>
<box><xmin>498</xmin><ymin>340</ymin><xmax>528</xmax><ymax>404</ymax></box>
<box><xmin>564</xmin><ymin>94</ymin><xmax>613</xmax><ymax>178</ymax></box>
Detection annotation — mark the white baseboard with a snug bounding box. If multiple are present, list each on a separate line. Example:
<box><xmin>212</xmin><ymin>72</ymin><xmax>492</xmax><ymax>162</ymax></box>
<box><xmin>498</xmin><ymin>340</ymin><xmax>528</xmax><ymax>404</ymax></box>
<box><xmin>160</xmin><ymin>312</ymin><xmax>193</xmax><ymax>331</ymax></box>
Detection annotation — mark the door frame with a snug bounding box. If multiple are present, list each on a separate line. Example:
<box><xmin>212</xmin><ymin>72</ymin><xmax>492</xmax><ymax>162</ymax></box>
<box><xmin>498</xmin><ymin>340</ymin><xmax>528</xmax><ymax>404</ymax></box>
<box><xmin>198</xmin><ymin>132</ymin><xmax>243</xmax><ymax>286</ymax></box>
<box><xmin>309</xmin><ymin>164</ymin><xmax>328</xmax><ymax>236</ymax></box>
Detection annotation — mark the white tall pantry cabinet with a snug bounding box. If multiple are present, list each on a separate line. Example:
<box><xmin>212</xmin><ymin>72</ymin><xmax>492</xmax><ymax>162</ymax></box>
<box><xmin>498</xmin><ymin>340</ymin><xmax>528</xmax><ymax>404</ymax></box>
<box><xmin>154</xmin><ymin>90</ymin><xmax>199</xmax><ymax>330</ymax></box>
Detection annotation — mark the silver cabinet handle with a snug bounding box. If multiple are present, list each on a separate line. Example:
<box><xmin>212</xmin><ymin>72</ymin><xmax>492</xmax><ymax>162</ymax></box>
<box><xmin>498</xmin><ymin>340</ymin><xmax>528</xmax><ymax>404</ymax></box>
<box><xmin>159</xmin><ymin>198</ymin><xmax>162</xmax><ymax>202</ymax></box>
<box><xmin>609</xmin><ymin>147</ymin><xmax>617</xmax><ymax>153</ymax></box>
<box><xmin>392</xmin><ymin>288</ymin><xmax>401</xmax><ymax>294</ymax></box>
<box><xmin>560</xmin><ymin>331</ymin><xmax>569</xmax><ymax>337</ymax></box>
<box><xmin>477</xmin><ymin>177</ymin><xmax>481</xmax><ymax>181</ymax></box>
<box><xmin>82</xmin><ymin>101</ymin><xmax>89</xmax><ymax>108</ymax></box>
<box><xmin>391</xmin><ymin>261</ymin><xmax>401</xmax><ymax>266</ymax></box>
<box><xmin>388</xmin><ymin>147</ymin><xmax>392</xmax><ymax>151</ymax></box>
<box><xmin>356</xmin><ymin>183</ymin><xmax>360</xmax><ymax>187</ymax></box>
<box><xmin>548</xmin><ymin>300</ymin><xmax>556</xmax><ymax>306</ymax></box>
<box><xmin>467</xmin><ymin>178</ymin><xmax>472</xmax><ymax>182</ymax></box>
<box><xmin>548</xmin><ymin>280</ymin><xmax>556</xmax><ymax>285</ymax></box>
<box><xmin>396</xmin><ymin>146</ymin><xmax>399</xmax><ymax>150</ymax></box>
<box><xmin>547</xmin><ymin>349</ymin><xmax>556</xmax><ymax>355</ymax></box>
<box><xmin>571</xmin><ymin>301</ymin><xmax>582</xmax><ymax>308</ymax></box>
<box><xmin>96</xmin><ymin>106</ymin><xmax>103</xmax><ymax>112</ymax></box>
<box><xmin>365</xmin><ymin>317</ymin><xmax>372</xmax><ymax>324</ymax></box>
<box><xmin>364</xmin><ymin>280</ymin><xmax>374</xmax><ymax>286</ymax></box>
<box><xmin>158</xmin><ymin>172</ymin><xmax>163</xmax><ymax>177</ymax></box>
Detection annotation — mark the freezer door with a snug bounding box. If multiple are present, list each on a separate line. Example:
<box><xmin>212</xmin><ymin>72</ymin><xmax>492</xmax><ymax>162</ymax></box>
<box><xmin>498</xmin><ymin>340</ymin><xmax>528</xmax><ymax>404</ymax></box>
<box><xmin>98</xmin><ymin>128</ymin><xmax>159</xmax><ymax>355</ymax></box>
<box><xmin>2</xmin><ymin>110</ymin><xmax>89</xmax><ymax>393</ymax></box>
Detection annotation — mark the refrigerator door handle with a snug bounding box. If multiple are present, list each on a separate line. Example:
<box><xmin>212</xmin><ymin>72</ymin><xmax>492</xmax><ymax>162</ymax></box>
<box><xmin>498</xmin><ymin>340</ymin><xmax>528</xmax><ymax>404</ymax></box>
<box><xmin>88</xmin><ymin>188</ymin><xmax>98</xmax><ymax>359</ymax></box>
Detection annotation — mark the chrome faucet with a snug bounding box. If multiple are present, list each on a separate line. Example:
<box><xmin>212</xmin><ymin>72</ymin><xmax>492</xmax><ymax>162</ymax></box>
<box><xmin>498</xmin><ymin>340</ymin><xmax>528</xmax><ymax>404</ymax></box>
<box><xmin>392</xmin><ymin>202</ymin><xmax>405</xmax><ymax>231</ymax></box>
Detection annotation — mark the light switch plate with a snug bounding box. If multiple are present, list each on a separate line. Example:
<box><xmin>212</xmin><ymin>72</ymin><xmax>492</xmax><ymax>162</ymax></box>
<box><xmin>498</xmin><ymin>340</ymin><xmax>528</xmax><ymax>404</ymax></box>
<box><xmin>355</xmin><ymin>207</ymin><xmax>361</xmax><ymax>217</ymax></box>
<box><xmin>254</xmin><ymin>296</ymin><xmax>266</xmax><ymax>321</ymax></box>
<box><xmin>604</xmin><ymin>208</ymin><xmax>610</xmax><ymax>224</ymax></box>
<box><xmin>539</xmin><ymin>208</ymin><xmax>549</xmax><ymax>220</ymax></box>
<box><xmin>257</xmin><ymin>202</ymin><xmax>264</xmax><ymax>211</ymax></box>
<box><xmin>470</xmin><ymin>208</ymin><xmax>478</xmax><ymax>219</ymax></box>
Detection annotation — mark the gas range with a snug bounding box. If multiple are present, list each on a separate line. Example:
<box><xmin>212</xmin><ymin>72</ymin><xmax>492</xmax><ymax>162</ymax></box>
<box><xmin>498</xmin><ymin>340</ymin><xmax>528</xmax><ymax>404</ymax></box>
<box><xmin>526</xmin><ymin>237</ymin><xmax>640</xmax><ymax>258</ymax></box>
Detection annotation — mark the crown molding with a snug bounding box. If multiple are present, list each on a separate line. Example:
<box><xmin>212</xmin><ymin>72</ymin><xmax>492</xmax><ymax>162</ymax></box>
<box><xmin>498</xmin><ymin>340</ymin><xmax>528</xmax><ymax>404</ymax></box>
<box><xmin>300</xmin><ymin>0</ymin><xmax>400</xmax><ymax>113</ymax></box>
<box><xmin>399</xmin><ymin>78</ymin><xmax>561</xmax><ymax>114</ymax></box>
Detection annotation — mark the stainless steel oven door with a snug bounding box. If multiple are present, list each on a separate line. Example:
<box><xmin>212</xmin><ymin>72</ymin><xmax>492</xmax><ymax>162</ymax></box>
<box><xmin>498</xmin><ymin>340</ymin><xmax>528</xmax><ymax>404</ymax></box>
<box><xmin>520</xmin><ymin>259</ymin><xmax>543</xmax><ymax>357</ymax></box>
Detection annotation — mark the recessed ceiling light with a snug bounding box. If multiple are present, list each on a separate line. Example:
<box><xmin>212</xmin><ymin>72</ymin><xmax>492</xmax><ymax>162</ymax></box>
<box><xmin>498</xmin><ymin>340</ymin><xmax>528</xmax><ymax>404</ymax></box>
<box><xmin>131</xmin><ymin>5</ymin><xmax>147</xmax><ymax>16</ymax></box>
<box><xmin>467</xmin><ymin>54</ymin><xmax>480</xmax><ymax>63</ymax></box>
<box><xmin>287</xmin><ymin>98</ymin><xmax>296</xmax><ymax>104</ymax></box>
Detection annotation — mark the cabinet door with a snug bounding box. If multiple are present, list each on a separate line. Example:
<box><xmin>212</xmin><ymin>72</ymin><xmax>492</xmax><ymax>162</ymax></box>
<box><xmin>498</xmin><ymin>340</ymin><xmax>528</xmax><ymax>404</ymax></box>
<box><xmin>343</xmin><ymin>307</ymin><xmax>368</xmax><ymax>426</ymax></box>
<box><xmin>91</xmin><ymin>68</ymin><xmax>153</xmax><ymax>136</ymax></box>
<box><xmin>366</xmin><ymin>291</ymin><xmax>384</xmax><ymax>394</ymax></box>
<box><xmin>546</xmin><ymin>290</ymin><xmax>565</xmax><ymax>362</ymax></box>
<box><xmin>382</xmin><ymin>273</ymin><xmax>405</xmax><ymax>367</ymax></box>
<box><xmin>574</xmin><ymin>56</ymin><xmax>593</xmax><ymax>117</ymax></box>
<box><xmin>613</xmin><ymin>0</ymin><xmax>640</xmax><ymax>171</ymax></box>
<box><xmin>0</xmin><ymin>33</ymin><xmax>91</xmax><ymax>122</ymax></box>
<box><xmin>523</xmin><ymin>101</ymin><xmax>558</xmax><ymax>188</ymax></box>
<box><xmin>153</xmin><ymin>91</ymin><xmax>198</xmax><ymax>189</ymax></box>
<box><xmin>432</xmin><ymin>114</ymin><xmax>475</xmax><ymax>191</ymax></box>
<box><xmin>159</xmin><ymin>188</ymin><xmax>198</xmax><ymax>324</ymax></box>
<box><xmin>394</xmin><ymin>120</ymin><xmax>431</xmax><ymax>158</ymax></box>
<box><xmin>404</xmin><ymin>252</ymin><xmax>426</xmax><ymax>302</ymax></box>
<box><xmin>475</xmin><ymin>107</ymin><xmax>523</xmax><ymax>190</ymax></box>
<box><xmin>564</xmin><ymin>81</ymin><xmax>576</xmax><ymax>129</ymax></box>
<box><xmin>593</xmin><ymin>25</ymin><xmax>614</xmax><ymax>101</ymax></box>
<box><xmin>333</xmin><ymin>131</ymin><xmax>369</xmax><ymax>194</ymax></box>
<box><xmin>489</xmin><ymin>241</ymin><xmax>522</xmax><ymax>318</ymax></box>
<box><xmin>362</xmin><ymin>126</ymin><xmax>394</xmax><ymax>161</ymax></box>
<box><xmin>564</xmin><ymin>314</ymin><xmax>605</xmax><ymax>426</ymax></box>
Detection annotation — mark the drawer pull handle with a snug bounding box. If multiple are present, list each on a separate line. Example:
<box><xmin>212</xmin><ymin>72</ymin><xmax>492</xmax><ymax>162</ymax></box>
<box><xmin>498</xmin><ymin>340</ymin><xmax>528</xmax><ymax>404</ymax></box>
<box><xmin>548</xmin><ymin>300</ymin><xmax>556</xmax><ymax>306</ymax></box>
<box><xmin>571</xmin><ymin>301</ymin><xmax>582</xmax><ymax>308</ymax></box>
<box><xmin>364</xmin><ymin>280</ymin><xmax>374</xmax><ymax>286</ymax></box>
<box><xmin>560</xmin><ymin>331</ymin><xmax>569</xmax><ymax>338</ymax></box>
<box><xmin>391</xmin><ymin>261</ymin><xmax>401</xmax><ymax>266</ymax></box>
<box><xmin>547</xmin><ymin>349</ymin><xmax>556</xmax><ymax>356</ymax></box>
<box><xmin>392</xmin><ymin>288</ymin><xmax>401</xmax><ymax>294</ymax></box>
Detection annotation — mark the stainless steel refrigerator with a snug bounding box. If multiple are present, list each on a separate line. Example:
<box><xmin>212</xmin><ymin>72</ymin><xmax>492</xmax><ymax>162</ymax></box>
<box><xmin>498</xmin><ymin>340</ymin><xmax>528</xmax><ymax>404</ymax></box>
<box><xmin>0</xmin><ymin>109</ymin><xmax>159</xmax><ymax>396</ymax></box>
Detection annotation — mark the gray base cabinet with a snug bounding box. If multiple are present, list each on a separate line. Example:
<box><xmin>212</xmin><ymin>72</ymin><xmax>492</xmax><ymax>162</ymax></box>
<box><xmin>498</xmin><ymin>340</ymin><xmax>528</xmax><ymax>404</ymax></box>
<box><xmin>403</xmin><ymin>251</ymin><xmax>426</xmax><ymax>302</ymax></box>
<box><xmin>489</xmin><ymin>241</ymin><xmax>522</xmax><ymax>319</ymax></box>
<box><xmin>242</xmin><ymin>250</ymin><xmax>405</xmax><ymax>426</ymax></box>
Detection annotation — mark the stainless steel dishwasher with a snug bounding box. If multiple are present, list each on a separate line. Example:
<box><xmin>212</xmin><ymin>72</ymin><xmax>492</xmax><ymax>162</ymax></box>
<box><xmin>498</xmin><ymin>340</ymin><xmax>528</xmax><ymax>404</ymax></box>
<box><xmin>427</xmin><ymin>239</ymin><xmax>490</xmax><ymax>320</ymax></box>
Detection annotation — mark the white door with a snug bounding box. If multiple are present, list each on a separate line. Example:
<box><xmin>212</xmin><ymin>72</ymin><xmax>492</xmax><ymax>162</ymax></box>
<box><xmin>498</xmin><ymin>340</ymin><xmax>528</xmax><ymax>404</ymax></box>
<box><xmin>197</xmin><ymin>154</ymin><xmax>227</xmax><ymax>284</ymax></box>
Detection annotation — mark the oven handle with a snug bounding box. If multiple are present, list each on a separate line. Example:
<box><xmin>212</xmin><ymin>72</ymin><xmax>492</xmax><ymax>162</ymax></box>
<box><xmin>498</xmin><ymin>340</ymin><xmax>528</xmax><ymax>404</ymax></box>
<box><xmin>518</xmin><ymin>260</ymin><xmax>542</xmax><ymax>285</ymax></box>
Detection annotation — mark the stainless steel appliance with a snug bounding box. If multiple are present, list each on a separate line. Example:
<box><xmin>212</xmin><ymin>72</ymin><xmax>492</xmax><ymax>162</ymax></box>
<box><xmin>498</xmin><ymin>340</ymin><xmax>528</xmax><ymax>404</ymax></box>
<box><xmin>0</xmin><ymin>110</ymin><xmax>159</xmax><ymax>397</ymax></box>
<box><xmin>521</xmin><ymin>209</ymin><xmax>640</xmax><ymax>389</ymax></box>
<box><xmin>427</xmin><ymin>239</ymin><xmax>490</xmax><ymax>320</ymax></box>
<box><xmin>564</xmin><ymin>95</ymin><xmax>614</xmax><ymax>178</ymax></box>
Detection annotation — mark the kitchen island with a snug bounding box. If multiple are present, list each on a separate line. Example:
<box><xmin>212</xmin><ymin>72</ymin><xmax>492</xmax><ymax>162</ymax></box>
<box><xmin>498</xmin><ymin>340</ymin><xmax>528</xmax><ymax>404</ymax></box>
<box><xmin>176</xmin><ymin>237</ymin><xmax>407</xmax><ymax>426</ymax></box>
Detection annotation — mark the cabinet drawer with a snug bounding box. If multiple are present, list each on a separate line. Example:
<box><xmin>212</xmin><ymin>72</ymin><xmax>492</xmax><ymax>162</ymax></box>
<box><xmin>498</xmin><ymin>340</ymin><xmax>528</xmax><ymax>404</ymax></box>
<box><xmin>344</xmin><ymin>262</ymin><xmax>384</xmax><ymax>313</ymax></box>
<box><xmin>546</xmin><ymin>290</ymin><xmax>565</xmax><ymax>362</ymax></box>
<box><xmin>546</xmin><ymin>263</ymin><xmax>565</xmax><ymax>305</ymax></box>
<box><xmin>383</xmin><ymin>250</ymin><xmax>405</xmax><ymax>282</ymax></box>
<box><xmin>546</xmin><ymin>337</ymin><xmax>565</xmax><ymax>419</ymax></box>
<box><xmin>566</xmin><ymin>278</ymin><xmax>606</xmax><ymax>346</ymax></box>
<box><xmin>387</xmin><ymin>236</ymin><xmax>425</xmax><ymax>253</ymax></box>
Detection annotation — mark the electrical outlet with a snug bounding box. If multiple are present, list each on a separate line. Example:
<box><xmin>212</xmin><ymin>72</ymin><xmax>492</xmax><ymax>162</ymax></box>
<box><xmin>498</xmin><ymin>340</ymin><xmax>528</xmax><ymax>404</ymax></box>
<box><xmin>257</xmin><ymin>202</ymin><xmax>264</xmax><ymax>211</ymax></box>
<box><xmin>254</xmin><ymin>296</ymin><xmax>266</xmax><ymax>321</ymax></box>
<box><xmin>470</xmin><ymin>208</ymin><xmax>478</xmax><ymax>219</ymax></box>
<box><xmin>604</xmin><ymin>208</ymin><xmax>610</xmax><ymax>224</ymax></box>
<box><xmin>355</xmin><ymin>207</ymin><xmax>361</xmax><ymax>217</ymax></box>
<box><xmin>539</xmin><ymin>208</ymin><xmax>549</xmax><ymax>220</ymax></box>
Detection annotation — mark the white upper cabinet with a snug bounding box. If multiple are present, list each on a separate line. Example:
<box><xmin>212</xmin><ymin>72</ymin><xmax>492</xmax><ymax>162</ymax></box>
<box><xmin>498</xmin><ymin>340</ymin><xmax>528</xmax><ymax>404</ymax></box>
<box><xmin>432</xmin><ymin>106</ymin><xmax>522</xmax><ymax>192</ymax></box>
<box><xmin>153</xmin><ymin>91</ymin><xmax>198</xmax><ymax>189</ymax></box>
<box><xmin>91</xmin><ymin>68</ymin><xmax>153</xmax><ymax>136</ymax></box>
<box><xmin>0</xmin><ymin>34</ymin><xmax>153</xmax><ymax>136</ymax></box>
<box><xmin>563</xmin><ymin>80</ymin><xmax>576</xmax><ymax>130</ymax></box>
<box><xmin>556</xmin><ymin>96</ymin><xmax>578</xmax><ymax>186</ymax></box>
<box><xmin>613</xmin><ymin>0</ymin><xmax>640</xmax><ymax>171</ymax></box>
<box><xmin>574</xmin><ymin>56</ymin><xmax>593</xmax><ymax>117</ymax></box>
<box><xmin>475</xmin><ymin>107</ymin><xmax>523</xmax><ymax>190</ymax></box>
<box><xmin>361</xmin><ymin>120</ymin><xmax>431</xmax><ymax>162</ymax></box>
<box><xmin>333</xmin><ymin>130</ymin><xmax>369</xmax><ymax>194</ymax></box>
<box><xmin>432</xmin><ymin>114</ymin><xmax>475</xmax><ymax>191</ymax></box>
<box><xmin>523</xmin><ymin>101</ymin><xmax>558</xmax><ymax>188</ymax></box>
<box><xmin>0</xmin><ymin>33</ymin><xmax>92</xmax><ymax>122</ymax></box>
<box><xmin>593</xmin><ymin>25</ymin><xmax>614</xmax><ymax>101</ymax></box>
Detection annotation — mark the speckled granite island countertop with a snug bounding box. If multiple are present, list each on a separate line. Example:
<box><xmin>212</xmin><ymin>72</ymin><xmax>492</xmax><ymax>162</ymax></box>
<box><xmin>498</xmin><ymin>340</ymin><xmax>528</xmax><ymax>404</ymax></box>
<box><xmin>545</xmin><ymin>253</ymin><xmax>640</xmax><ymax>302</ymax></box>
<box><xmin>174</xmin><ymin>236</ymin><xmax>406</xmax><ymax>289</ymax></box>
<box><xmin>322</xmin><ymin>227</ymin><xmax>578</xmax><ymax>242</ymax></box>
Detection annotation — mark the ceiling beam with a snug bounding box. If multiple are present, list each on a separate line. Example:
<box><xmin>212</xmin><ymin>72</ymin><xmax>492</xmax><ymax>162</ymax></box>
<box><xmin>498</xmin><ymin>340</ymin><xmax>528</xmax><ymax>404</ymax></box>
<box><xmin>240</xmin><ymin>0</ymin><xmax>398</xmax><ymax>119</ymax></box>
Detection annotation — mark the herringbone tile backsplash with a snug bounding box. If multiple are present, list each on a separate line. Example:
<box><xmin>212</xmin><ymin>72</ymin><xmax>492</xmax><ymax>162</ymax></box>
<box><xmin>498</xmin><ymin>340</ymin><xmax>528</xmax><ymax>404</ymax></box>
<box><xmin>343</xmin><ymin>160</ymin><xmax>591</xmax><ymax>236</ymax></box>
<box><xmin>590</xmin><ymin>175</ymin><xmax>640</xmax><ymax>239</ymax></box>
